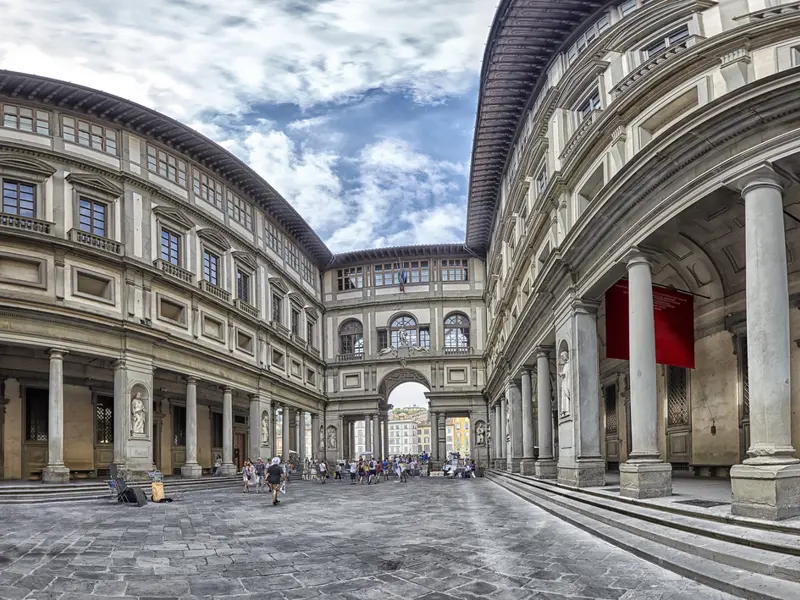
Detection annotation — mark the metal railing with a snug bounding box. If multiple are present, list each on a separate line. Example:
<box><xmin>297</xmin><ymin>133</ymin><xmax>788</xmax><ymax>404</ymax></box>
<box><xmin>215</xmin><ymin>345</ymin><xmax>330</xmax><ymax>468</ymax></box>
<box><xmin>153</xmin><ymin>259</ymin><xmax>194</xmax><ymax>284</ymax></box>
<box><xmin>69</xmin><ymin>229</ymin><xmax>122</xmax><ymax>255</ymax></box>
<box><xmin>337</xmin><ymin>352</ymin><xmax>364</xmax><ymax>362</ymax></box>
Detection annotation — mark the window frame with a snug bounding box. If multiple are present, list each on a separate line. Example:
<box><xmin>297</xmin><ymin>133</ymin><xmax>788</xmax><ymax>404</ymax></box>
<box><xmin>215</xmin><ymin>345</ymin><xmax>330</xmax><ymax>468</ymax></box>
<box><xmin>576</xmin><ymin>89</ymin><xmax>602</xmax><ymax>123</ymax></box>
<box><xmin>440</xmin><ymin>259</ymin><xmax>469</xmax><ymax>282</ymax></box>
<box><xmin>337</xmin><ymin>266</ymin><xmax>363</xmax><ymax>291</ymax></box>
<box><xmin>290</xmin><ymin>304</ymin><xmax>301</xmax><ymax>336</ymax></box>
<box><xmin>642</xmin><ymin>24</ymin><xmax>691</xmax><ymax>59</ymax></box>
<box><xmin>443</xmin><ymin>313</ymin><xmax>471</xmax><ymax>350</ymax></box>
<box><xmin>338</xmin><ymin>319</ymin><xmax>364</xmax><ymax>357</ymax></box>
<box><xmin>226</xmin><ymin>190</ymin><xmax>253</xmax><ymax>231</ymax></box>
<box><xmin>202</xmin><ymin>248</ymin><xmax>221</xmax><ymax>287</ymax></box>
<box><xmin>192</xmin><ymin>168</ymin><xmax>224</xmax><ymax>210</ymax></box>
<box><xmin>77</xmin><ymin>196</ymin><xmax>109</xmax><ymax>238</ymax></box>
<box><xmin>146</xmin><ymin>145</ymin><xmax>187</xmax><ymax>187</ymax></box>
<box><xmin>284</xmin><ymin>240</ymin><xmax>301</xmax><ymax>272</ymax></box>
<box><xmin>3</xmin><ymin>104</ymin><xmax>50</xmax><ymax>136</ymax></box>
<box><xmin>307</xmin><ymin>319</ymin><xmax>315</xmax><ymax>347</ymax></box>
<box><xmin>160</xmin><ymin>227</ymin><xmax>182</xmax><ymax>266</ymax></box>
<box><xmin>236</xmin><ymin>266</ymin><xmax>252</xmax><ymax>305</ymax></box>
<box><xmin>271</xmin><ymin>292</ymin><xmax>284</xmax><ymax>325</ymax></box>
<box><xmin>95</xmin><ymin>394</ymin><xmax>114</xmax><ymax>445</ymax></box>
<box><xmin>61</xmin><ymin>115</ymin><xmax>117</xmax><ymax>155</ymax></box>
<box><xmin>264</xmin><ymin>220</ymin><xmax>281</xmax><ymax>254</ymax></box>
<box><xmin>2</xmin><ymin>178</ymin><xmax>37</xmax><ymax>218</ymax></box>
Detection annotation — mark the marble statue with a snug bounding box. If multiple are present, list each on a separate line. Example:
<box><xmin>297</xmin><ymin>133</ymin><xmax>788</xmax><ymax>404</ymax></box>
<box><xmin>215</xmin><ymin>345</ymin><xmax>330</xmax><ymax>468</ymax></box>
<box><xmin>505</xmin><ymin>402</ymin><xmax>511</xmax><ymax>442</ymax></box>
<box><xmin>131</xmin><ymin>391</ymin><xmax>146</xmax><ymax>435</ymax></box>
<box><xmin>261</xmin><ymin>412</ymin><xmax>269</xmax><ymax>445</ymax></box>
<box><xmin>559</xmin><ymin>350</ymin><xmax>571</xmax><ymax>414</ymax></box>
<box><xmin>398</xmin><ymin>327</ymin><xmax>409</xmax><ymax>347</ymax></box>
<box><xmin>475</xmin><ymin>421</ymin><xmax>486</xmax><ymax>446</ymax></box>
<box><xmin>318</xmin><ymin>425</ymin><xmax>325</xmax><ymax>452</ymax></box>
<box><xmin>327</xmin><ymin>425</ymin><xmax>337</xmax><ymax>450</ymax></box>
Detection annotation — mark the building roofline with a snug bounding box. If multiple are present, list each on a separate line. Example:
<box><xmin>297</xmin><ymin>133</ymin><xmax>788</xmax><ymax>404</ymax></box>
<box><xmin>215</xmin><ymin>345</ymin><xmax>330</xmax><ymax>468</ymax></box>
<box><xmin>327</xmin><ymin>243</ymin><xmax>477</xmax><ymax>269</ymax></box>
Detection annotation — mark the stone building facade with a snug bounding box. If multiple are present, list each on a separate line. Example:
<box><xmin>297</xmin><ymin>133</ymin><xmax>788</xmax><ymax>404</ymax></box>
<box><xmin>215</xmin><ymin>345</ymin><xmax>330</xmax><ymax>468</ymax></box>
<box><xmin>474</xmin><ymin>0</ymin><xmax>800</xmax><ymax>519</ymax></box>
<box><xmin>0</xmin><ymin>73</ymin><xmax>489</xmax><ymax>482</ymax></box>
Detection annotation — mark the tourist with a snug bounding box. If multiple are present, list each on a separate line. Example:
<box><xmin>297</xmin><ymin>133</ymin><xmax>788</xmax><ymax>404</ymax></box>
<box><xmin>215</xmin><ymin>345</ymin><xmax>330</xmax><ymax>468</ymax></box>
<box><xmin>213</xmin><ymin>455</ymin><xmax>223</xmax><ymax>477</ymax></box>
<box><xmin>242</xmin><ymin>460</ymin><xmax>255</xmax><ymax>493</ymax></box>
<box><xmin>382</xmin><ymin>457</ymin><xmax>390</xmax><ymax>481</ymax></box>
<box><xmin>375</xmin><ymin>459</ymin><xmax>383</xmax><ymax>484</ymax></box>
<box><xmin>266</xmin><ymin>457</ymin><xmax>284</xmax><ymax>506</ymax></box>
<box><xmin>319</xmin><ymin>459</ymin><xmax>327</xmax><ymax>483</ymax></box>
<box><xmin>254</xmin><ymin>458</ymin><xmax>266</xmax><ymax>493</ymax></box>
<box><xmin>368</xmin><ymin>458</ymin><xmax>377</xmax><ymax>485</ymax></box>
<box><xmin>349</xmin><ymin>459</ymin><xmax>357</xmax><ymax>483</ymax></box>
<box><xmin>359</xmin><ymin>460</ymin><xmax>368</xmax><ymax>485</ymax></box>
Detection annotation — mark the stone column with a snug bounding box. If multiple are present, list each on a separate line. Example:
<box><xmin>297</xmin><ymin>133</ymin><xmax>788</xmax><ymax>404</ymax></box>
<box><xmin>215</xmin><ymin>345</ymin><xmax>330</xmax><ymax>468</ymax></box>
<box><xmin>42</xmin><ymin>348</ymin><xmax>69</xmax><ymax>483</ymax></box>
<box><xmin>181</xmin><ymin>376</ymin><xmax>202</xmax><ymax>478</ymax></box>
<box><xmin>282</xmin><ymin>406</ymin><xmax>291</xmax><ymax>463</ymax></box>
<box><xmin>520</xmin><ymin>369</ymin><xmax>536</xmax><ymax>475</ymax></box>
<box><xmin>731</xmin><ymin>171</ymin><xmax>800</xmax><ymax>520</ymax></box>
<box><xmin>620</xmin><ymin>251</ymin><xmax>671</xmax><ymax>498</ymax></box>
<box><xmin>497</xmin><ymin>398</ymin><xmax>507</xmax><ymax>470</ymax></box>
<box><xmin>430</xmin><ymin>412</ymin><xmax>439</xmax><ymax>463</ymax></box>
<box><xmin>311</xmin><ymin>413</ymin><xmax>320</xmax><ymax>460</ymax></box>
<box><xmin>112</xmin><ymin>360</ymin><xmax>126</xmax><ymax>467</ymax></box>
<box><xmin>383</xmin><ymin>418</ymin><xmax>389</xmax><ymax>458</ymax></box>
<box><xmin>372</xmin><ymin>415</ymin><xmax>380</xmax><ymax>459</ymax></box>
<box><xmin>508</xmin><ymin>381</ymin><xmax>523</xmax><ymax>473</ymax></box>
<box><xmin>349</xmin><ymin>421</ymin><xmax>355</xmax><ymax>458</ymax></box>
<box><xmin>490</xmin><ymin>405</ymin><xmax>497</xmax><ymax>467</ymax></box>
<box><xmin>535</xmin><ymin>349</ymin><xmax>557</xmax><ymax>478</ymax></box>
<box><xmin>296</xmin><ymin>410</ymin><xmax>304</xmax><ymax>465</ymax></box>
<box><xmin>220</xmin><ymin>387</ymin><xmax>235</xmax><ymax>476</ymax></box>
<box><xmin>248</xmin><ymin>394</ymin><xmax>260</xmax><ymax>463</ymax></box>
<box><xmin>438</xmin><ymin>413</ymin><xmax>447</xmax><ymax>462</ymax></box>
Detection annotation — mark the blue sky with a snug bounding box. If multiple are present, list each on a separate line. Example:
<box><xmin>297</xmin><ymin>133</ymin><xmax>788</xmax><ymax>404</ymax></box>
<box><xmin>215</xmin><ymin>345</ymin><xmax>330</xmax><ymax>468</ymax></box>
<box><xmin>0</xmin><ymin>0</ymin><xmax>496</xmax><ymax>252</ymax></box>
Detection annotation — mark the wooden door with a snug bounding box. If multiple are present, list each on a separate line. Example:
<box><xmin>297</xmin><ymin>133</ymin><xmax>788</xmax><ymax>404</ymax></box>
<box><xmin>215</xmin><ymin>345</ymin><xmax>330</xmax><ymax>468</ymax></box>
<box><xmin>666</xmin><ymin>366</ymin><xmax>691</xmax><ymax>468</ymax></box>
<box><xmin>234</xmin><ymin>432</ymin><xmax>246</xmax><ymax>470</ymax></box>
<box><xmin>604</xmin><ymin>383</ymin><xmax>619</xmax><ymax>470</ymax></box>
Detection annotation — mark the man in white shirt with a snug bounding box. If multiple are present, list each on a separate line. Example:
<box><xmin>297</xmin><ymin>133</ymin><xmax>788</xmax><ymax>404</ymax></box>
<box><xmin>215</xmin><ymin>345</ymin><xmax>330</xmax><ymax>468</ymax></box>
<box><xmin>318</xmin><ymin>460</ymin><xmax>327</xmax><ymax>484</ymax></box>
<box><xmin>349</xmin><ymin>460</ymin><xmax>357</xmax><ymax>484</ymax></box>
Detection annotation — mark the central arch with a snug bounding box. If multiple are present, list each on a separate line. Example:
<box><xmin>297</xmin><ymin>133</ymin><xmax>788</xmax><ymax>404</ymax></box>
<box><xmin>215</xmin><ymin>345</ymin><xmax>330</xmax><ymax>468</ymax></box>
<box><xmin>378</xmin><ymin>368</ymin><xmax>431</xmax><ymax>401</ymax></box>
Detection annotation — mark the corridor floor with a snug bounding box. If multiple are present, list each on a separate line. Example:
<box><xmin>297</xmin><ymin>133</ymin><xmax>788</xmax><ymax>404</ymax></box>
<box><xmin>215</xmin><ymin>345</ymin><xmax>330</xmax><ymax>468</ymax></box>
<box><xmin>0</xmin><ymin>477</ymin><xmax>735</xmax><ymax>600</ymax></box>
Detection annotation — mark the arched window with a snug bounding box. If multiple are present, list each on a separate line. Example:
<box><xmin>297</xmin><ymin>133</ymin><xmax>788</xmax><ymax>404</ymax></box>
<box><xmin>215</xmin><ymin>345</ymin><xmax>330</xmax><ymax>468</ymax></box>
<box><xmin>444</xmin><ymin>313</ymin><xmax>470</xmax><ymax>353</ymax></box>
<box><xmin>338</xmin><ymin>319</ymin><xmax>363</xmax><ymax>360</ymax></box>
<box><xmin>390</xmin><ymin>315</ymin><xmax>417</xmax><ymax>348</ymax></box>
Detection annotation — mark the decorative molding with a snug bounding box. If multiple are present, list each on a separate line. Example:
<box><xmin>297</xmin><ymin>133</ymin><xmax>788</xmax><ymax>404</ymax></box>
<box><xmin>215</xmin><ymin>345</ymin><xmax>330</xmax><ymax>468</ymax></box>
<box><xmin>197</xmin><ymin>227</ymin><xmax>231</xmax><ymax>250</ymax></box>
<box><xmin>152</xmin><ymin>205</ymin><xmax>194</xmax><ymax>231</ymax></box>
<box><xmin>0</xmin><ymin>152</ymin><xmax>56</xmax><ymax>179</ymax></box>
<box><xmin>65</xmin><ymin>172</ymin><xmax>123</xmax><ymax>199</ymax></box>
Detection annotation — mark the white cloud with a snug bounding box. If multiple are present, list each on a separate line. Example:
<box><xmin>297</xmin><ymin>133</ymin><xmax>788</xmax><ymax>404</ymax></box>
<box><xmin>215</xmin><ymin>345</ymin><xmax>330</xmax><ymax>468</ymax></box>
<box><xmin>0</xmin><ymin>0</ymin><xmax>487</xmax><ymax>252</ymax></box>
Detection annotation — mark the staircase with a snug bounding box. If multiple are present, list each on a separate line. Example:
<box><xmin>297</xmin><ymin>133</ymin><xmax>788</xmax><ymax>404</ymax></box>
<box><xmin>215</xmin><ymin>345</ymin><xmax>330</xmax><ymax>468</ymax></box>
<box><xmin>0</xmin><ymin>476</ymin><xmax>240</xmax><ymax>505</ymax></box>
<box><xmin>487</xmin><ymin>470</ymin><xmax>800</xmax><ymax>600</ymax></box>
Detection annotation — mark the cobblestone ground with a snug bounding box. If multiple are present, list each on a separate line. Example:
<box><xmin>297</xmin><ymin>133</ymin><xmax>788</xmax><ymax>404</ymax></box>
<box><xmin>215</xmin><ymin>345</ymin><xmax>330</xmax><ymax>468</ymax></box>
<box><xmin>0</xmin><ymin>477</ymin><xmax>735</xmax><ymax>600</ymax></box>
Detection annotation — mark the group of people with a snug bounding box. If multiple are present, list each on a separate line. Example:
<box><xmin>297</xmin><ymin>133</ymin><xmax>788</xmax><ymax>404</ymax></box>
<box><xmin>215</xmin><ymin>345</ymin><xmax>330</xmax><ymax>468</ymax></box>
<box><xmin>240</xmin><ymin>457</ymin><xmax>287</xmax><ymax>505</ymax></box>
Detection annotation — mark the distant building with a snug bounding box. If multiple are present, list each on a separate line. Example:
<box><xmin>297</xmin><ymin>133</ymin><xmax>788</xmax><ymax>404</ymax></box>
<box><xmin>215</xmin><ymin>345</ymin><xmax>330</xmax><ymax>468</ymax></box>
<box><xmin>418</xmin><ymin>424</ymin><xmax>431</xmax><ymax>454</ymax></box>
<box><xmin>446</xmin><ymin>417</ymin><xmax>471</xmax><ymax>457</ymax></box>
<box><xmin>388</xmin><ymin>420</ymin><xmax>418</xmax><ymax>456</ymax></box>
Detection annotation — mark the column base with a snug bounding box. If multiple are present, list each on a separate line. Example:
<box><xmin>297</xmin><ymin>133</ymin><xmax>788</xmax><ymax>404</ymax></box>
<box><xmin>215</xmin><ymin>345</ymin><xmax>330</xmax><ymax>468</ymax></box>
<box><xmin>620</xmin><ymin>461</ymin><xmax>672</xmax><ymax>499</ymax></box>
<box><xmin>219</xmin><ymin>463</ymin><xmax>237</xmax><ymax>476</ymax></box>
<box><xmin>42</xmin><ymin>465</ymin><xmax>70</xmax><ymax>484</ymax></box>
<box><xmin>535</xmin><ymin>458</ymin><xmax>558</xmax><ymax>479</ymax></box>
<box><xmin>113</xmin><ymin>462</ymin><xmax>155</xmax><ymax>482</ymax></box>
<box><xmin>519</xmin><ymin>458</ymin><xmax>536</xmax><ymax>476</ymax></box>
<box><xmin>494</xmin><ymin>458</ymin><xmax>507</xmax><ymax>470</ymax></box>
<box><xmin>509</xmin><ymin>458</ymin><xmax>522</xmax><ymax>473</ymax></box>
<box><xmin>731</xmin><ymin>462</ymin><xmax>800</xmax><ymax>520</ymax></box>
<box><xmin>181</xmin><ymin>463</ymin><xmax>203</xmax><ymax>479</ymax></box>
<box><xmin>558</xmin><ymin>459</ymin><xmax>605</xmax><ymax>488</ymax></box>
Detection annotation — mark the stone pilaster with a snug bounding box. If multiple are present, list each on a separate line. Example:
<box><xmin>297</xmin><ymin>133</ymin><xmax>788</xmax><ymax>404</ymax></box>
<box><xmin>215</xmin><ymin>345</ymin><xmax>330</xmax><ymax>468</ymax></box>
<box><xmin>520</xmin><ymin>369</ymin><xmax>536</xmax><ymax>475</ymax></box>
<box><xmin>282</xmin><ymin>405</ymin><xmax>291</xmax><ymax>463</ymax></box>
<box><xmin>430</xmin><ymin>412</ymin><xmax>439</xmax><ymax>463</ymax></box>
<box><xmin>496</xmin><ymin>398</ymin><xmax>507</xmax><ymax>471</ymax></box>
<box><xmin>220</xmin><ymin>387</ymin><xmax>236</xmax><ymax>476</ymax></box>
<box><xmin>181</xmin><ymin>376</ymin><xmax>202</xmax><ymax>478</ymax></box>
<box><xmin>731</xmin><ymin>169</ymin><xmax>800</xmax><ymax>520</ymax></box>
<box><xmin>508</xmin><ymin>381</ymin><xmax>523</xmax><ymax>473</ymax></box>
<box><xmin>382</xmin><ymin>418</ymin><xmax>389</xmax><ymax>458</ymax></box>
<box><xmin>535</xmin><ymin>348</ymin><xmax>557</xmax><ymax>479</ymax></box>
<box><xmin>42</xmin><ymin>348</ymin><xmax>70</xmax><ymax>483</ymax></box>
<box><xmin>620</xmin><ymin>250</ymin><xmax>672</xmax><ymax>499</ymax></box>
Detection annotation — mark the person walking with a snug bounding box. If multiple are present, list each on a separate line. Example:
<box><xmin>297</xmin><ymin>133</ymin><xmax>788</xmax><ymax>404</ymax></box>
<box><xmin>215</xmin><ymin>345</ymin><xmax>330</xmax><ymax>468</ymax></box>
<box><xmin>349</xmin><ymin>459</ymin><xmax>357</xmax><ymax>484</ymax></box>
<box><xmin>254</xmin><ymin>458</ymin><xmax>266</xmax><ymax>493</ymax></box>
<box><xmin>318</xmin><ymin>459</ymin><xmax>328</xmax><ymax>483</ymax></box>
<box><xmin>242</xmin><ymin>460</ymin><xmax>254</xmax><ymax>493</ymax></box>
<box><xmin>266</xmin><ymin>457</ymin><xmax>284</xmax><ymax>506</ymax></box>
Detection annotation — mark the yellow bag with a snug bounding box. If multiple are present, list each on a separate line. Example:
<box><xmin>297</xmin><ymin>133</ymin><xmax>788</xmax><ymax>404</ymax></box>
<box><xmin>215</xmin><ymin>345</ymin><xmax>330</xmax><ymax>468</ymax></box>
<box><xmin>151</xmin><ymin>482</ymin><xmax>165</xmax><ymax>503</ymax></box>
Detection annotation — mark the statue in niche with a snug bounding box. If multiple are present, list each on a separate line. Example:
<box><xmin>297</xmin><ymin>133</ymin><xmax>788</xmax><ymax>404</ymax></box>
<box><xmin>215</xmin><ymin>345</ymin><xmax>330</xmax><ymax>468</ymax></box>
<box><xmin>559</xmin><ymin>350</ymin><xmax>572</xmax><ymax>415</ymax></box>
<box><xmin>261</xmin><ymin>412</ymin><xmax>270</xmax><ymax>445</ymax></box>
<box><xmin>505</xmin><ymin>402</ymin><xmax>511</xmax><ymax>442</ymax></box>
<box><xmin>319</xmin><ymin>425</ymin><xmax>325</xmax><ymax>452</ymax></box>
<box><xmin>327</xmin><ymin>425</ymin><xmax>337</xmax><ymax>450</ymax></box>
<box><xmin>131</xmin><ymin>391</ymin><xmax>146</xmax><ymax>435</ymax></box>
<box><xmin>398</xmin><ymin>327</ymin><xmax>409</xmax><ymax>347</ymax></box>
<box><xmin>475</xmin><ymin>421</ymin><xmax>486</xmax><ymax>446</ymax></box>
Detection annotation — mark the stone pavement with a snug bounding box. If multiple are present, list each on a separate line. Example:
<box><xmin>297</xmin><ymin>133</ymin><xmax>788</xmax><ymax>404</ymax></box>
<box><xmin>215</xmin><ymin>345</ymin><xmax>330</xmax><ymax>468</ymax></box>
<box><xmin>0</xmin><ymin>477</ymin><xmax>736</xmax><ymax>600</ymax></box>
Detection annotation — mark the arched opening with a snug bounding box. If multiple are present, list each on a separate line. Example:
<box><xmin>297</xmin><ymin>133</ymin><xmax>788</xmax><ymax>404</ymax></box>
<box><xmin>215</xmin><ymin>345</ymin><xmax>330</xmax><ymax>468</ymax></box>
<box><xmin>338</xmin><ymin>319</ymin><xmax>363</xmax><ymax>360</ymax></box>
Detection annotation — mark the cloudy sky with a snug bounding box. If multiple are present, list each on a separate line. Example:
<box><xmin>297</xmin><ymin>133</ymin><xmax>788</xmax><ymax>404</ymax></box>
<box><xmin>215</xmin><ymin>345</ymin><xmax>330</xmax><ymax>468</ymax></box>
<box><xmin>0</xmin><ymin>0</ymin><xmax>496</xmax><ymax>252</ymax></box>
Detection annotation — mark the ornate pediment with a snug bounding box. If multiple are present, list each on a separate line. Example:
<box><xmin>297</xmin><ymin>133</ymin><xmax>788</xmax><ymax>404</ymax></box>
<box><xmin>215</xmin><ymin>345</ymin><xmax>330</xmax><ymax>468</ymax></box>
<box><xmin>268</xmin><ymin>275</ymin><xmax>288</xmax><ymax>293</ymax></box>
<box><xmin>151</xmin><ymin>205</ymin><xmax>194</xmax><ymax>231</ymax></box>
<box><xmin>197</xmin><ymin>227</ymin><xmax>231</xmax><ymax>250</ymax></box>
<box><xmin>0</xmin><ymin>153</ymin><xmax>56</xmax><ymax>180</ymax></box>
<box><xmin>232</xmin><ymin>251</ymin><xmax>257</xmax><ymax>270</ymax></box>
<box><xmin>66</xmin><ymin>173</ymin><xmax>122</xmax><ymax>199</ymax></box>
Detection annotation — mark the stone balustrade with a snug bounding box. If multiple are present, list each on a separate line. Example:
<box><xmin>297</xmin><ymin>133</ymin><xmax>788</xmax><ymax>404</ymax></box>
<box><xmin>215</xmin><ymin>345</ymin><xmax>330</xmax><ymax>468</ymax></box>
<box><xmin>153</xmin><ymin>258</ymin><xmax>194</xmax><ymax>284</ymax></box>
<box><xmin>0</xmin><ymin>214</ymin><xmax>52</xmax><ymax>235</ymax></box>
<box><xmin>68</xmin><ymin>229</ymin><xmax>122</xmax><ymax>255</ymax></box>
<box><xmin>200</xmin><ymin>279</ymin><xmax>231</xmax><ymax>302</ymax></box>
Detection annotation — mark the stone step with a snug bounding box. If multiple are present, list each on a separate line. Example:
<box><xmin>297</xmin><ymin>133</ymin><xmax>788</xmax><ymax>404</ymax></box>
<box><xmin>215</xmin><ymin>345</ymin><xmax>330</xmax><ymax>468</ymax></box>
<box><xmin>0</xmin><ymin>476</ymin><xmax>241</xmax><ymax>504</ymax></box>
<box><xmin>487</xmin><ymin>472</ymin><xmax>800</xmax><ymax>600</ymax></box>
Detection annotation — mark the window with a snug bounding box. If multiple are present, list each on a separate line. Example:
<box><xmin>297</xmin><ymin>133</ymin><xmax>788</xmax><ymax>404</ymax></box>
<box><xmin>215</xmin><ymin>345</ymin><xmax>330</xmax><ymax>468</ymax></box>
<box><xmin>25</xmin><ymin>388</ymin><xmax>48</xmax><ymax>442</ymax></box>
<box><xmin>271</xmin><ymin>293</ymin><xmax>283</xmax><ymax>324</ymax></box>
<box><xmin>285</xmin><ymin>241</ymin><xmax>301</xmax><ymax>272</ymax></box>
<box><xmin>339</xmin><ymin>319</ymin><xmax>364</xmax><ymax>356</ymax></box>
<box><xmin>419</xmin><ymin>326</ymin><xmax>430</xmax><ymax>350</ymax></box>
<box><xmin>378</xmin><ymin>329</ymin><xmax>388</xmax><ymax>350</ymax></box>
<box><xmin>193</xmin><ymin>169</ymin><xmax>223</xmax><ymax>209</ymax></box>
<box><xmin>3</xmin><ymin>104</ymin><xmax>49</xmax><ymax>135</ymax></box>
<box><xmin>211</xmin><ymin>412</ymin><xmax>223</xmax><ymax>448</ymax></box>
<box><xmin>265</xmin><ymin>220</ymin><xmax>281</xmax><ymax>253</ymax></box>
<box><xmin>61</xmin><ymin>116</ymin><xmax>117</xmax><ymax>155</ymax></box>
<box><xmin>160</xmin><ymin>228</ymin><xmax>181</xmax><ymax>265</ymax></box>
<box><xmin>203</xmin><ymin>250</ymin><xmax>220</xmax><ymax>286</ymax></box>
<box><xmin>147</xmin><ymin>146</ymin><xmax>187</xmax><ymax>187</ymax></box>
<box><xmin>78</xmin><ymin>197</ymin><xmax>107</xmax><ymax>237</ymax></box>
<box><xmin>441</xmin><ymin>259</ymin><xmax>469</xmax><ymax>282</ymax></box>
<box><xmin>237</xmin><ymin>269</ymin><xmax>251</xmax><ymax>304</ymax></box>
<box><xmin>643</xmin><ymin>25</ymin><xmax>690</xmax><ymax>59</ymax></box>
<box><xmin>408</xmin><ymin>261</ymin><xmax>429</xmax><ymax>283</ymax></box>
<box><xmin>444</xmin><ymin>314</ymin><xmax>470</xmax><ymax>350</ymax></box>
<box><xmin>338</xmin><ymin>267</ymin><xmax>363</xmax><ymax>291</ymax></box>
<box><xmin>390</xmin><ymin>315</ymin><xmax>417</xmax><ymax>348</ymax></box>
<box><xmin>301</xmin><ymin>256</ymin><xmax>314</xmax><ymax>286</ymax></box>
<box><xmin>307</xmin><ymin>320</ymin><xmax>315</xmax><ymax>346</ymax></box>
<box><xmin>96</xmin><ymin>395</ymin><xmax>114</xmax><ymax>444</ymax></box>
<box><xmin>374</xmin><ymin>261</ymin><xmax>429</xmax><ymax>287</ymax></box>
<box><xmin>2</xmin><ymin>180</ymin><xmax>35</xmax><ymax>217</ymax></box>
<box><xmin>291</xmin><ymin>306</ymin><xmax>300</xmax><ymax>336</ymax></box>
<box><xmin>577</xmin><ymin>90</ymin><xmax>601</xmax><ymax>123</ymax></box>
<box><xmin>226</xmin><ymin>190</ymin><xmax>253</xmax><ymax>230</ymax></box>
<box><xmin>619</xmin><ymin>0</ymin><xmax>637</xmax><ymax>16</ymax></box>
<box><xmin>566</xmin><ymin>12</ymin><xmax>611</xmax><ymax>64</ymax></box>
<box><xmin>534</xmin><ymin>167</ymin><xmax>548</xmax><ymax>197</ymax></box>
<box><xmin>173</xmin><ymin>405</ymin><xmax>186</xmax><ymax>446</ymax></box>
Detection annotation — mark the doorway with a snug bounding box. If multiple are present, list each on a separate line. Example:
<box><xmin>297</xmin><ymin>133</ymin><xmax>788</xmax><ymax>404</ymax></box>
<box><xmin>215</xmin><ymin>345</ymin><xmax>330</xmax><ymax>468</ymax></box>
<box><xmin>604</xmin><ymin>382</ymin><xmax>619</xmax><ymax>470</ymax></box>
<box><xmin>665</xmin><ymin>366</ymin><xmax>691</xmax><ymax>470</ymax></box>
<box><xmin>234</xmin><ymin>432</ymin><xmax>246</xmax><ymax>470</ymax></box>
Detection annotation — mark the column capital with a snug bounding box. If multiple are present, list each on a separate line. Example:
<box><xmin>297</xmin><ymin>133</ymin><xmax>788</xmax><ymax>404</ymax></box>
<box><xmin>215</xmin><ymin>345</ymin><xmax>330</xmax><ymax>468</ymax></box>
<box><xmin>534</xmin><ymin>345</ymin><xmax>553</xmax><ymax>359</ymax></box>
<box><xmin>623</xmin><ymin>247</ymin><xmax>653</xmax><ymax>269</ymax></box>
<box><xmin>731</xmin><ymin>163</ymin><xmax>786</xmax><ymax>196</ymax></box>
<box><xmin>48</xmin><ymin>348</ymin><xmax>68</xmax><ymax>359</ymax></box>
<box><xmin>248</xmin><ymin>393</ymin><xmax>260</xmax><ymax>402</ymax></box>
<box><xmin>185</xmin><ymin>375</ymin><xmax>197</xmax><ymax>385</ymax></box>
<box><xmin>222</xmin><ymin>386</ymin><xmax>233</xmax><ymax>394</ymax></box>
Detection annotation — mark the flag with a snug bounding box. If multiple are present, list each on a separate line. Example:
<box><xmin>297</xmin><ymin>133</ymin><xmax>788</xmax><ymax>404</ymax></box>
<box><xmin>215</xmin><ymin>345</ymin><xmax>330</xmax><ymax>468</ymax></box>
<box><xmin>399</xmin><ymin>268</ymin><xmax>408</xmax><ymax>292</ymax></box>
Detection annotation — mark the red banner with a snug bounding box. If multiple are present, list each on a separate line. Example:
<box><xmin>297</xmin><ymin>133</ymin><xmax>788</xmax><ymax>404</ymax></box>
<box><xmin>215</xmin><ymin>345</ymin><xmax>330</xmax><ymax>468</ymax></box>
<box><xmin>605</xmin><ymin>280</ymin><xmax>695</xmax><ymax>369</ymax></box>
